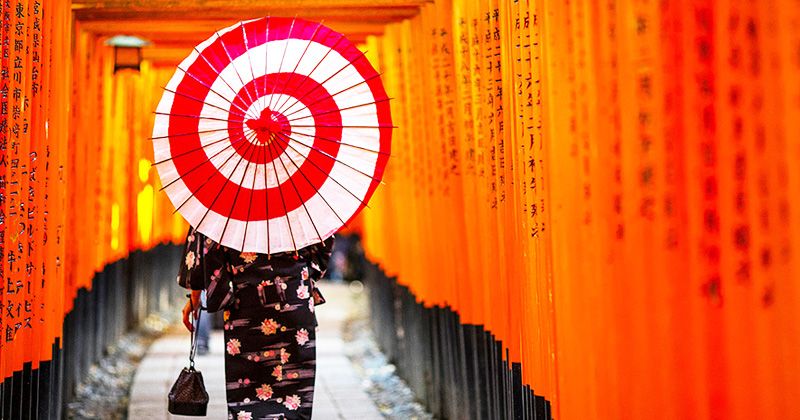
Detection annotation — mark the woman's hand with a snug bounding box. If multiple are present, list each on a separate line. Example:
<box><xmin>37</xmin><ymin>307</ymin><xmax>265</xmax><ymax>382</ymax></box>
<box><xmin>182</xmin><ymin>290</ymin><xmax>202</xmax><ymax>332</ymax></box>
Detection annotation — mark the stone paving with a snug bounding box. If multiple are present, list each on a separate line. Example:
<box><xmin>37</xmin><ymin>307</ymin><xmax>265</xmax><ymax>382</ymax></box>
<box><xmin>127</xmin><ymin>283</ymin><xmax>383</xmax><ymax>419</ymax></box>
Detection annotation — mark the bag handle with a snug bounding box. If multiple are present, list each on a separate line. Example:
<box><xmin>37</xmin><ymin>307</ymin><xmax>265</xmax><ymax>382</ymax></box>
<box><xmin>189</xmin><ymin>230</ymin><xmax>207</xmax><ymax>369</ymax></box>
<box><xmin>188</xmin><ymin>295</ymin><xmax>202</xmax><ymax>370</ymax></box>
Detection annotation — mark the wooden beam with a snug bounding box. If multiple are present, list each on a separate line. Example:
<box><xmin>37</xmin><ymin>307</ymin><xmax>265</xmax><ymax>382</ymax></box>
<box><xmin>79</xmin><ymin>19</ymin><xmax>387</xmax><ymax>38</ymax></box>
<box><xmin>74</xmin><ymin>6</ymin><xmax>420</xmax><ymax>23</ymax></box>
<box><xmin>71</xmin><ymin>0</ymin><xmax>429</xmax><ymax>8</ymax></box>
<box><xmin>81</xmin><ymin>20</ymin><xmax>384</xmax><ymax>49</ymax></box>
<box><xmin>75</xmin><ymin>0</ymin><xmax>412</xmax><ymax>64</ymax></box>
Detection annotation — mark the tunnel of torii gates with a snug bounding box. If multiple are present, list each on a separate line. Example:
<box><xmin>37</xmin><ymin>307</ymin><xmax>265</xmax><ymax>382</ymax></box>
<box><xmin>1</xmin><ymin>0</ymin><xmax>800</xmax><ymax>419</ymax></box>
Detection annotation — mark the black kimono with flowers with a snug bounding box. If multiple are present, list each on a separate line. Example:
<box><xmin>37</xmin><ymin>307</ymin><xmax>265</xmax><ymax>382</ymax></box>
<box><xmin>178</xmin><ymin>227</ymin><xmax>333</xmax><ymax>420</ymax></box>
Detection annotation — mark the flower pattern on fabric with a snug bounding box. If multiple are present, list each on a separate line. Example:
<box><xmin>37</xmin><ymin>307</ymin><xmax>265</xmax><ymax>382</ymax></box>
<box><xmin>260</xmin><ymin>318</ymin><xmax>280</xmax><ymax>335</ymax></box>
<box><xmin>272</xmin><ymin>365</ymin><xmax>283</xmax><ymax>381</ymax></box>
<box><xmin>295</xmin><ymin>329</ymin><xmax>309</xmax><ymax>346</ymax></box>
<box><xmin>283</xmin><ymin>395</ymin><xmax>301</xmax><ymax>411</ymax></box>
<box><xmin>256</xmin><ymin>384</ymin><xmax>273</xmax><ymax>401</ymax></box>
<box><xmin>296</xmin><ymin>284</ymin><xmax>309</xmax><ymax>300</ymax></box>
<box><xmin>240</xmin><ymin>252</ymin><xmax>258</xmax><ymax>263</ymax></box>
<box><xmin>200</xmin><ymin>235</ymin><xmax>333</xmax><ymax>419</ymax></box>
<box><xmin>236</xmin><ymin>410</ymin><xmax>252</xmax><ymax>420</ymax></box>
<box><xmin>227</xmin><ymin>338</ymin><xmax>241</xmax><ymax>355</ymax></box>
<box><xmin>185</xmin><ymin>251</ymin><xmax>196</xmax><ymax>269</ymax></box>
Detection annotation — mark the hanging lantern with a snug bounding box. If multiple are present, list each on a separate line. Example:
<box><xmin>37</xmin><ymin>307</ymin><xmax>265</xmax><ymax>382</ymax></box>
<box><xmin>105</xmin><ymin>35</ymin><xmax>150</xmax><ymax>73</ymax></box>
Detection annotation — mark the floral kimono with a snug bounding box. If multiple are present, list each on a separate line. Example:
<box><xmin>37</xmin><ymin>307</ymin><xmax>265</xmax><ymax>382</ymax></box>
<box><xmin>178</xmin><ymin>227</ymin><xmax>333</xmax><ymax>420</ymax></box>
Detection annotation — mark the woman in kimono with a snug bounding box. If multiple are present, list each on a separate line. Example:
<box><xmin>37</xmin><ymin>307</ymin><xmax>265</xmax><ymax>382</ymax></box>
<box><xmin>178</xmin><ymin>226</ymin><xmax>333</xmax><ymax>420</ymax></box>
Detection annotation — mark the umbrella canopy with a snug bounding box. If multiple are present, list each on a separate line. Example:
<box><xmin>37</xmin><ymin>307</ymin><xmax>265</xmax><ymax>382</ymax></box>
<box><xmin>152</xmin><ymin>17</ymin><xmax>392</xmax><ymax>253</ymax></box>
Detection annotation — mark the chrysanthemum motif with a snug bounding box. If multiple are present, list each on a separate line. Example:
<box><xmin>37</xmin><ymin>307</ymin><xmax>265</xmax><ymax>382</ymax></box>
<box><xmin>283</xmin><ymin>394</ymin><xmax>301</xmax><ymax>410</ymax></box>
<box><xmin>236</xmin><ymin>410</ymin><xmax>252</xmax><ymax>420</ymax></box>
<box><xmin>240</xmin><ymin>252</ymin><xmax>258</xmax><ymax>264</ymax></box>
<box><xmin>295</xmin><ymin>328</ymin><xmax>309</xmax><ymax>346</ymax></box>
<box><xmin>301</xmin><ymin>266</ymin><xmax>309</xmax><ymax>280</ymax></box>
<box><xmin>226</xmin><ymin>338</ymin><xmax>241</xmax><ymax>355</ymax></box>
<box><xmin>187</xmin><ymin>233</ymin><xmax>195</xmax><ymax>243</ymax></box>
<box><xmin>256</xmin><ymin>384</ymin><xmax>273</xmax><ymax>401</ymax></box>
<box><xmin>272</xmin><ymin>365</ymin><xmax>283</xmax><ymax>381</ymax></box>
<box><xmin>280</xmin><ymin>348</ymin><xmax>290</xmax><ymax>364</ymax></box>
<box><xmin>260</xmin><ymin>318</ymin><xmax>280</xmax><ymax>335</ymax></box>
<box><xmin>185</xmin><ymin>251</ymin><xmax>196</xmax><ymax>269</ymax></box>
<box><xmin>296</xmin><ymin>284</ymin><xmax>309</xmax><ymax>300</ymax></box>
<box><xmin>309</xmin><ymin>297</ymin><xmax>315</xmax><ymax>313</ymax></box>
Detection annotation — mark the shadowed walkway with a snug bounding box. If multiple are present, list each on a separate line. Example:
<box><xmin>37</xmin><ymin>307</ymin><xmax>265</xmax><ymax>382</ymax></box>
<box><xmin>127</xmin><ymin>283</ymin><xmax>383</xmax><ymax>419</ymax></box>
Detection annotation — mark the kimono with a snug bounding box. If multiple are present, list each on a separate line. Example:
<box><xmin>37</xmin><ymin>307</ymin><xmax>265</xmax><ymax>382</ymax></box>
<box><xmin>178</xmin><ymin>227</ymin><xmax>334</xmax><ymax>420</ymax></box>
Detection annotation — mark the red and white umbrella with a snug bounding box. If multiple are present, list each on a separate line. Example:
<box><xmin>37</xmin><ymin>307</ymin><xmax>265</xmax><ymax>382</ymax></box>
<box><xmin>152</xmin><ymin>17</ymin><xmax>392</xmax><ymax>253</ymax></box>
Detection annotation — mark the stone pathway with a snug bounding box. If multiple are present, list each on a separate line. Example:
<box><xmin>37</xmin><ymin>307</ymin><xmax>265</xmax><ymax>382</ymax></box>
<box><xmin>127</xmin><ymin>283</ymin><xmax>383</xmax><ymax>419</ymax></box>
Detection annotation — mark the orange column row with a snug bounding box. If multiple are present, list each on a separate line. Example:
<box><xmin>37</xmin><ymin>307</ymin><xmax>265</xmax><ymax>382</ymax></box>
<box><xmin>361</xmin><ymin>0</ymin><xmax>800</xmax><ymax>418</ymax></box>
<box><xmin>0</xmin><ymin>0</ymin><xmax>186</xmax><ymax>382</ymax></box>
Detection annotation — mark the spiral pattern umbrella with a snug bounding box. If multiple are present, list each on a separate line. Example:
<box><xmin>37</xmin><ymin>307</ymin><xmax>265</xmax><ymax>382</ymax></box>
<box><xmin>153</xmin><ymin>17</ymin><xmax>392</xmax><ymax>253</ymax></box>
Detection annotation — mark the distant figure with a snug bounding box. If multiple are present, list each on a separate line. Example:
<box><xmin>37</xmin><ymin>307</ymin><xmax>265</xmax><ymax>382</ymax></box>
<box><xmin>178</xmin><ymin>226</ymin><xmax>332</xmax><ymax>420</ymax></box>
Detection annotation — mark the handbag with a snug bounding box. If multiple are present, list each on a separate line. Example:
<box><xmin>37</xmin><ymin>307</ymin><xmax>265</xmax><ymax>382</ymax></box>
<box><xmin>168</xmin><ymin>298</ymin><xmax>210</xmax><ymax>416</ymax></box>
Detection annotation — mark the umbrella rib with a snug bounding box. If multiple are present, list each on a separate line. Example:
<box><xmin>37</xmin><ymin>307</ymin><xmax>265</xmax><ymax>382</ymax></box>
<box><xmin>265</xmin><ymin>133</ymin><xmax>299</xmax><ymax>253</ymax></box>
<box><xmin>154</xmin><ymin>111</ymin><xmax>243</xmax><ymax>124</ymax></box>
<box><xmin>261</xmin><ymin>129</ymin><xmax>271</xmax><ymax>256</ymax></box>
<box><xmin>290</xmin><ymin>129</ymin><xmax>388</xmax><ymax>156</ymax></box>
<box><xmin>274</xmin><ymin>49</ymin><xmax>369</xmax><ymax>118</ymax></box>
<box><xmin>150</xmin><ymin>127</ymin><xmax>228</xmax><ymax>141</ymax></box>
<box><xmin>270</xmin><ymin>133</ymin><xmax>348</xmax><ymax>227</ymax></box>
<box><xmin>285</xmin><ymin>97</ymin><xmax>391</xmax><ymax>124</ymax></box>
<box><xmin>281</xmin><ymin>71</ymin><xmax>384</xmax><ymax>120</ymax></box>
<box><xmin>172</xmin><ymin>130</ymin><xmax>258</xmax><ymax>215</ymax></box>
<box><xmin>277</xmin><ymin>131</ymin><xmax>381</xmax><ymax>183</ymax></box>
<box><xmin>267</xmin><ymin>133</ymin><xmax>325</xmax><ymax>246</ymax></box>
<box><xmin>270</xmin><ymin>20</ymin><xmax>326</xmax><ymax>114</ymax></box>
<box><xmin>273</xmin><ymin>32</ymin><xmax>347</xmax><ymax>116</ymax></box>
<box><xmin>160</xmin><ymin>129</ymin><xmax>253</xmax><ymax>192</ymax></box>
<box><xmin>213</xmin><ymin>30</ymin><xmax>260</xmax><ymax>114</ymax></box>
<box><xmin>292</xmin><ymin>124</ymin><xmax>396</xmax><ymax>129</ymax></box>
<box><xmin>265</xmin><ymin>17</ymin><xmax>298</xmax><ymax>113</ymax></box>
<box><xmin>259</xmin><ymin>15</ymin><xmax>272</xmax><ymax>111</ymax></box>
<box><xmin>240</xmin><ymin>22</ymin><xmax>261</xmax><ymax>113</ymax></box>
<box><xmin>161</xmin><ymin>86</ymin><xmax>247</xmax><ymax>120</ymax></box>
<box><xmin>271</xmin><ymin>133</ymin><xmax>372</xmax><ymax>210</ymax></box>
<box><xmin>193</xmin><ymin>130</ymin><xmax>260</xmax><ymax>235</ymax></box>
<box><xmin>190</xmin><ymin>48</ymin><xmax>259</xmax><ymax>120</ymax></box>
<box><xmin>176</xmin><ymin>64</ymin><xmax>253</xmax><ymax>118</ymax></box>
<box><xmin>218</xmin><ymin>128</ymin><xmax>261</xmax><ymax>247</ymax></box>
<box><xmin>152</xmin><ymin>132</ymin><xmax>237</xmax><ymax>166</ymax></box>
<box><xmin>241</xmin><ymin>137</ymin><xmax>264</xmax><ymax>251</ymax></box>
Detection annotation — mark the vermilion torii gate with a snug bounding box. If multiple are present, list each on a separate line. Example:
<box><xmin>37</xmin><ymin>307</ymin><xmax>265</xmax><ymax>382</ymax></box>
<box><xmin>3</xmin><ymin>0</ymin><xmax>800</xmax><ymax>419</ymax></box>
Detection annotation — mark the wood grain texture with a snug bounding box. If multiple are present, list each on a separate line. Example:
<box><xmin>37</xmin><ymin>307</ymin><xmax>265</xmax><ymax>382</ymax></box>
<box><xmin>73</xmin><ymin>0</ymin><xmax>426</xmax><ymax>63</ymax></box>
